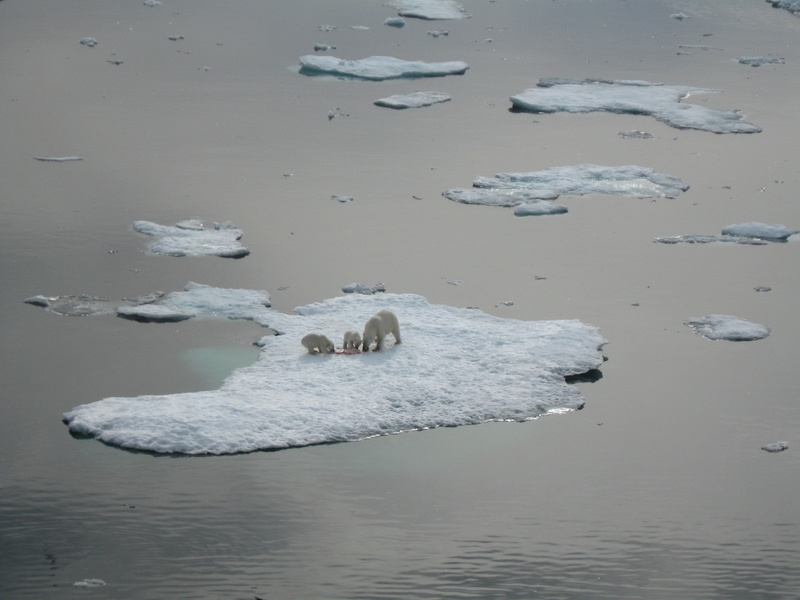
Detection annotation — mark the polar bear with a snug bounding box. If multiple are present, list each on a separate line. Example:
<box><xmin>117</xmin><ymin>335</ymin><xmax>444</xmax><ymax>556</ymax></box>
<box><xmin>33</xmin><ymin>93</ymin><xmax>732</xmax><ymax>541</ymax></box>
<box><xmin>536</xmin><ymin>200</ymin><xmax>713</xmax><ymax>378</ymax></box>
<box><xmin>362</xmin><ymin>309</ymin><xmax>401</xmax><ymax>351</ymax></box>
<box><xmin>301</xmin><ymin>333</ymin><xmax>335</xmax><ymax>354</ymax></box>
<box><xmin>343</xmin><ymin>330</ymin><xmax>362</xmax><ymax>350</ymax></box>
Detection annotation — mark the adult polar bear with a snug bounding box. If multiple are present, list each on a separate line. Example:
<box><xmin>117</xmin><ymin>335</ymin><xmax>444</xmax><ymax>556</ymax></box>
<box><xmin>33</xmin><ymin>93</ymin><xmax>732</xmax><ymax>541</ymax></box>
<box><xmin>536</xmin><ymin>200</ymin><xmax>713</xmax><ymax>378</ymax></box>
<box><xmin>362</xmin><ymin>309</ymin><xmax>401</xmax><ymax>351</ymax></box>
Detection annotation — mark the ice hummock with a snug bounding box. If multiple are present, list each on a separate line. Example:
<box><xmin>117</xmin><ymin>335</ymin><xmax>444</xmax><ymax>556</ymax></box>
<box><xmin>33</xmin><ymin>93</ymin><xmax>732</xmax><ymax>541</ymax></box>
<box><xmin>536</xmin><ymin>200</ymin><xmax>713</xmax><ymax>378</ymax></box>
<box><xmin>510</xmin><ymin>79</ymin><xmax>761</xmax><ymax>134</ymax></box>
<box><xmin>133</xmin><ymin>218</ymin><xmax>250</xmax><ymax>258</ymax></box>
<box><xmin>62</xmin><ymin>292</ymin><xmax>607</xmax><ymax>455</ymax></box>
<box><xmin>444</xmin><ymin>164</ymin><xmax>688</xmax><ymax>216</ymax></box>
<box><xmin>385</xmin><ymin>0</ymin><xmax>470</xmax><ymax>20</ymax></box>
<box><xmin>374</xmin><ymin>91</ymin><xmax>452</xmax><ymax>109</ymax></box>
<box><xmin>656</xmin><ymin>222</ymin><xmax>798</xmax><ymax>244</ymax></box>
<box><xmin>298</xmin><ymin>55</ymin><xmax>469</xmax><ymax>80</ymax></box>
<box><xmin>684</xmin><ymin>315</ymin><xmax>771</xmax><ymax>341</ymax></box>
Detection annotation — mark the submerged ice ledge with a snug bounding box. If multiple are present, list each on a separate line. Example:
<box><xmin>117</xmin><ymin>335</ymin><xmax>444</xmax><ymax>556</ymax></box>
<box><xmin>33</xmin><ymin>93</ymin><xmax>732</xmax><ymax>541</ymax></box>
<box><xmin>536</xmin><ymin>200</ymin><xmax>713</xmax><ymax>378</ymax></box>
<box><xmin>510</xmin><ymin>78</ymin><xmax>761</xmax><ymax>134</ymax></box>
<box><xmin>133</xmin><ymin>218</ymin><xmax>250</xmax><ymax>258</ymax></box>
<box><xmin>444</xmin><ymin>164</ymin><xmax>689</xmax><ymax>216</ymax></box>
<box><xmin>298</xmin><ymin>55</ymin><xmax>469</xmax><ymax>80</ymax></box>
<box><xmin>62</xmin><ymin>292</ymin><xmax>606</xmax><ymax>455</ymax></box>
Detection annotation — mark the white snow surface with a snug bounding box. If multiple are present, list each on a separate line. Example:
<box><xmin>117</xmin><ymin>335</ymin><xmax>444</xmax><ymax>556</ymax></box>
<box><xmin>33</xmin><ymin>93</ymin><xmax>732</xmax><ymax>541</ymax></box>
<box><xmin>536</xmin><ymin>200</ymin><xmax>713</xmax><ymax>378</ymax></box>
<box><xmin>63</xmin><ymin>292</ymin><xmax>606</xmax><ymax>455</ymax></box>
<box><xmin>510</xmin><ymin>79</ymin><xmax>761</xmax><ymax>134</ymax></box>
<box><xmin>298</xmin><ymin>55</ymin><xmax>469</xmax><ymax>80</ymax></box>
<box><xmin>374</xmin><ymin>91</ymin><xmax>452</xmax><ymax>109</ymax></box>
<box><xmin>684</xmin><ymin>314</ymin><xmax>771</xmax><ymax>341</ymax></box>
<box><xmin>444</xmin><ymin>164</ymin><xmax>688</xmax><ymax>213</ymax></box>
<box><xmin>385</xmin><ymin>0</ymin><xmax>470</xmax><ymax>20</ymax></box>
<box><xmin>133</xmin><ymin>218</ymin><xmax>250</xmax><ymax>258</ymax></box>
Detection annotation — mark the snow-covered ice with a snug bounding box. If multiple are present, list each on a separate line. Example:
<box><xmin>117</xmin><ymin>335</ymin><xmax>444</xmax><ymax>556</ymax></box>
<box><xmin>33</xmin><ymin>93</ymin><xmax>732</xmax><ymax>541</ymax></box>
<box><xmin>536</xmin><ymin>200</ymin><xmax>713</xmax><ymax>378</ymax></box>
<box><xmin>385</xmin><ymin>0</ymin><xmax>470</xmax><ymax>20</ymax></box>
<box><xmin>444</xmin><ymin>165</ymin><xmax>688</xmax><ymax>215</ymax></box>
<box><xmin>133</xmin><ymin>218</ymin><xmax>250</xmax><ymax>258</ymax></box>
<box><xmin>299</xmin><ymin>55</ymin><xmax>469</xmax><ymax>80</ymax></box>
<box><xmin>62</xmin><ymin>292</ymin><xmax>606</xmax><ymax>455</ymax></box>
<box><xmin>342</xmin><ymin>283</ymin><xmax>386</xmax><ymax>295</ymax></box>
<box><xmin>374</xmin><ymin>91</ymin><xmax>452</xmax><ymax>109</ymax></box>
<box><xmin>684</xmin><ymin>315</ymin><xmax>771</xmax><ymax>341</ymax></box>
<box><xmin>510</xmin><ymin>79</ymin><xmax>761</xmax><ymax>134</ymax></box>
<box><xmin>762</xmin><ymin>441</ymin><xmax>789</xmax><ymax>453</ymax></box>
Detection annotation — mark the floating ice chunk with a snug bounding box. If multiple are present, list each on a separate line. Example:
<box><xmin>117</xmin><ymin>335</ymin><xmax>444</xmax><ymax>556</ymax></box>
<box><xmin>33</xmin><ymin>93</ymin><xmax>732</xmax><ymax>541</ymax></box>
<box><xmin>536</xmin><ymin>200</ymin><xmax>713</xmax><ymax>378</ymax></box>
<box><xmin>298</xmin><ymin>55</ymin><xmax>469</xmax><ymax>80</ymax></box>
<box><xmin>670</xmin><ymin>12</ymin><xmax>689</xmax><ymax>20</ymax></box>
<box><xmin>80</xmin><ymin>37</ymin><xmax>98</xmax><ymax>47</ymax></box>
<box><xmin>385</xmin><ymin>17</ymin><xmax>406</xmax><ymax>27</ymax></box>
<box><xmin>684</xmin><ymin>314</ymin><xmax>770</xmax><ymax>341</ymax></box>
<box><xmin>386</xmin><ymin>0</ymin><xmax>470</xmax><ymax>20</ymax></box>
<box><xmin>766</xmin><ymin>0</ymin><xmax>800</xmax><ymax>14</ymax></box>
<box><xmin>654</xmin><ymin>234</ymin><xmax>767</xmax><ymax>245</ymax></box>
<box><xmin>427</xmin><ymin>30</ymin><xmax>449</xmax><ymax>37</ymax></box>
<box><xmin>23</xmin><ymin>294</ymin><xmax>116</xmax><ymax>317</ymax></box>
<box><xmin>721</xmin><ymin>222</ymin><xmax>799</xmax><ymax>241</ymax></box>
<box><xmin>331</xmin><ymin>195</ymin><xmax>354</xmax><ymax>202</ymax></box>
<box><xmin>143</xmin><ymin>0</ymin><xmax>161</xmax><ymax>6</ymax></box>
<box><xmin>510</xmin><ymin>79</ymin><xmax>761</xmax><ymax>134</ymax></box>
<box><xmin>63</xmin><ymin>293</ymin><xmax>606</xmax><ymax>454</ymax></box>
<box><xmin>116</xmin><ymin>282</ymin><xmax>271</xmax><ymax>323</ymax></box>
<box><xmin>444</xmin><ymin>187</ymin><xmax>560</xmax><ymax>207</ymax></box>
<box><xmin>737</xmin><ymin>56</ymin><xmax>785</xmax><ymax>66</ymax></box>
<box><xmin>761</xmin><ymin>441</ymin><xmax>789</xmax><ymax>453</ymax></box>
<box><xmin>132</xmin><ymin>219</ymin><xmax>250</xmax><ymax>258</ymax></box>
<box><xmin>313</xmin><ymin>43</ymin><xmax>336</xmax><ymax>52</ymax></box>
<box><xmin>374</xmin><ymin>91</ymin><xmax>451</xmax><ymax>109</ymax></box>
<box><xmin>74</xmin><ymin>579</ymin><xmax>106</xmax><ymax>588</ymax></box>
<box><xmin>342</xmin><ymin>283</ymin><xmax>386</xmax><ymax>295</ymax></box>
<box><xmin>34</xmin><ymin>156</ymin><xmax>83</xmax><ymax>162</ymax></box>
<box><xmin>618</xmin><ymin>130</ymin><xmax>654</xmax><ymax>139</ymax></box>
<box><xmin>513</xmin><ymin>200</ymin><xmax>569</xmax><ymax>217</ymax></box>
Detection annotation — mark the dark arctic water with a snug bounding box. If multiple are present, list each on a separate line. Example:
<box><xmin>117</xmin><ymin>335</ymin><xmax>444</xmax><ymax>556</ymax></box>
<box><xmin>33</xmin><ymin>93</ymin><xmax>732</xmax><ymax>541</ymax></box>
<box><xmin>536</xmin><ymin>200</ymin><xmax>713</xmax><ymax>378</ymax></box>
<box><xmin>2</xmin><ymin>0</ymin><xmax>800</xmax><ymax>598</ymax></box>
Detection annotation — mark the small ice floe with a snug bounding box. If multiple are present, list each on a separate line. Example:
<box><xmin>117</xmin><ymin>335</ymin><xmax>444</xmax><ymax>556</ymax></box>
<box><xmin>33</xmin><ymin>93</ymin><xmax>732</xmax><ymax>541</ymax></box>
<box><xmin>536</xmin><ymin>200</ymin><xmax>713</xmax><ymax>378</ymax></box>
<box><xmin>313</xmin><ymin>43</ymin><xmax>336</xmax><ymax>52</ymax></box>
<box><xmin>427</xmin><ymin>30</ymin><xmax>449</xmax><ymax>37</ymax></box>
<box><xmin>116</xmin><ymin>282</ymin><xmax>271</xmax><ymax>323</ymax></box>
<box><xmin>737</xmin><ymin>56</ymin><xmax>785</xmax><ymax>66</ymax></box>
<box><xmin>670</xmin><ymin>12</ymin><xmax>690</xmax><ymax>20</ymax></box>
<box><xmin>132</xmin><ymin>218</ymin><xmax>250</xmax><ymax>258</ymax></box>
<box><xmin>318</xmin><ymin>25</ymin><xmax>337</xmax><ymax>32</ymax></box>
<box><xmin>331</xmin><ymin>195</ymin><xmax>354</xmax><ymax>203</ymax></box>
<box><xmin>351</xmin><ymin>25</ymin><xmax>370</xmax><ymax>30</ymax></box>
<box><xmin>385</xmin><ymin>17</ymin><xmax>406</xmax><ymax>27</ymax></box>
<box><xmin>24</xmin><ymin>294</ymin><xmax>116</xmax><ymax>317</ymax></box>
<box><xmin>654</xmin><ymin>234</ymin><xmax>767</xmax><ymax>245</ymax></box>
<box><xmin>298</xmin><ymin>55</ymin><xmax>469</xmax><ymax>80</ymax></box>
<box><xmin>34</xmin><ymin>156</ymin><xmax>83</xmax><ymax>162</ymax></box>
<box><xmin>342</xmin><ymin>283</ymin><xmax>386</xmax><ymax>295</ymax></box>
<box><xmin>385</xmin><ymin>0</ymin><xmax>470</xmax><ymax>20</ymax></box>
<box><xmin>168</xmin><ymin>35</ymin><xmax>184</xmax><ymax>41</ymax></box>
<box><xmin>766</xmin><ymin>0</ymin><xmax>800</xmax><ymax>14</ymax></box>
<box><xmin>761</xmin><ymin>441</ymin><xmax>789</xmax><ymax>453</ymax></box>
<box><xmin>107</xmin><ymin>60</ymin><xmax>124</xmax><ymax>65</ymax></box>
<box><xmin>374</xmin><ymin>91</ymin><xmax>451</xmax><ymax>109</ymax></box>
<box><xmin>618</xmin><ymin>130</ymin><xmax>654</xmax><ymax>139</ymax></box>
<box><xmin>79</xmin><ymin>37</ymin><xmax>98</xmax><ymax>47</ymax></box>
<box><xmin>684</xmin><ymin>314</ymin><xmax>770</xmax><ymax>341</ymax></box>
<box><xmin>510</xmin><ymin>78</ymin><xmax>761</xmax><ymax>134</ymax></box>
<box><xmin>143</xmin><ymin>0</ymin><xmax>161</xmax><ymax>6</ymax></box>
<box><xmin>678</xmin><ymin>45</ymin><xmax>722</xmax><ymax>51</ymax></box>
<box><xmin>513</xmin><ymin>200</ymin><xmax>569</xmax><ymax>217</ymax></box>
<box><xmin>444</xmin><ymin>164</ymin><xmax>688</xmax><ymax>216</ymax></box>
<box><xmin>722</xmin><ymin>222</ymin><xmax>799</xmax><ymax>241</ymax></box>
<box><xmin>74</xmin><ymin>579</ymin><xmax>106</xmax><ymax>588</ymax></box>
<box><xmin>754</xmin><ymin>286</ymin><xmax>772</xmax><ymax>292</ymax></box>
<box><xmin>62</xmin><ymin>293</ymin><xmax>606</xmax><ymax>454</ymax></box>
<box><xmin>327</xmin><ymin>108</ymin><xmax>349</xmax><ymax>120</ymax></box>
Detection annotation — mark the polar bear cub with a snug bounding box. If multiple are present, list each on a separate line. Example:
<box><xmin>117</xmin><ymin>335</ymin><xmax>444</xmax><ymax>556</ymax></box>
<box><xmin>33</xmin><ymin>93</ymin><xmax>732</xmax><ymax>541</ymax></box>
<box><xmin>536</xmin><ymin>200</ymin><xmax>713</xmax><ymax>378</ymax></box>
<box><xmin>343</xmin><ymin>330</ymin><xmax>362</xmax><ymax>350</ymax></box>
<box><xmin>362</xmin><ymin>309</ymin><xmax>401</xmax><ymax>351</ymax></box>
<box><xmin>301</xmin><ymin>333</ymin><xmax>335</xmax><ymax>354</ymax></box>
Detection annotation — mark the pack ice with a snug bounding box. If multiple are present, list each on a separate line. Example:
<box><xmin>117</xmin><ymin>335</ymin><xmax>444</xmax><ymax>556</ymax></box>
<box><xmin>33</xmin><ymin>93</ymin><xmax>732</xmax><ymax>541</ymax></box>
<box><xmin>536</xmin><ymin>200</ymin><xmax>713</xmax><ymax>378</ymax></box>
<box><xmin>385</xmin><ymin>0</ymin><xmax>470</xmax><ymax>20</ymax></box>
<box><xmin>62</xmin><ymin>292</ymin><xmax>606</xmax><ymax>455</ymax></box>
<box><xmin>510</xmin><ymin>78</ymin><xmax>761</xmax><ymax>134</ymax></box>
<box><xmin>684</xmin><ymin>315</ymin><xmax>771</xmax><ymax>341</ymax></box>
<box><xmin>298</xmin><ymin>55</ymin><xmax>469</xmax><ymax>80</ymax></box>
<box><xmin>133</xmin><ymin>218</ymin><xmax>250</xmax><ymax>258</ymax></box>
<box><xmin>444</xmin><ymin>164</ymin><xmax>689</xmax><ymax>216</ymax></box>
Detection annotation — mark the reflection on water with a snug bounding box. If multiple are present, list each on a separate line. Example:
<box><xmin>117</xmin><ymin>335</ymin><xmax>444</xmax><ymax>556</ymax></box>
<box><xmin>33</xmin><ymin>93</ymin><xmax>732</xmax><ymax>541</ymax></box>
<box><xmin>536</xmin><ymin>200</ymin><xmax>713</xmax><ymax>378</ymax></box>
<box><xmin>181</xmin><ymin>346</ymin><xmax>261</xmax><ymax>388</ymax></box>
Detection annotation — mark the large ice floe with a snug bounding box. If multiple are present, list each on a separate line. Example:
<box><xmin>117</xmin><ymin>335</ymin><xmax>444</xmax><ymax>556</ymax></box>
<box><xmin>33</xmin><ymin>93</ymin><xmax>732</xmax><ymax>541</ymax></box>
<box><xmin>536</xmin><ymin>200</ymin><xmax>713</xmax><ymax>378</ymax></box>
<box><xmin>385</xmin><ymin>0</ymin><xmax>470</xmax><ymax>20</ymax></box>
<box><xmin>656</xmin><ymin>222</ymin><xmax>799</xmax><ymax>244</ymax></box>
<box><xmin>766</xmin><ymin>0</ymin><xmax>800</xmax><ymax>14</ymax></box>
<box><xmin>684</xmin><ymin>315</ymin><xmax>771</xmax><ymax>341</ymax></box>
<box><xmin>444</xmin><ymin>164</ymin><xmax>689</xmax><ymax>216</ymax></box>
<box><xmin>509</xmin><ymin>78</ymin><xmax>761</xmax><ymax>134</ymax></box>
<box><xmin>298</xmin><ymin>55</ymin><xmax>468</xmax><ymax>80</ymax></box>
<box><xmin>374</xmin><ymin>91</ymin><xmax>452</xmax><ymax>109</ymax></box>
<box><xmin>62</xmin><ymin>291</ymin><xmax>606</xmax><ymax>454</ymax></box>
<box><xmin>133</xmin><ymin>218</ymin><xmax>250</xmax><ymax>258</ymax></box>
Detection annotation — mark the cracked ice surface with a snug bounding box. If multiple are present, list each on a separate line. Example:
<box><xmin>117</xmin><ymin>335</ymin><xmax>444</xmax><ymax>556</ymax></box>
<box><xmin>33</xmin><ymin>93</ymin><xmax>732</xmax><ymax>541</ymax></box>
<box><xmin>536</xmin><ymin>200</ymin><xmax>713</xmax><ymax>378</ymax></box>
<box><xmin>510</xmin><ymin>79</ymin><xmax>761</xmax><ymax>134</ymax></box>
<box><xmin>133</xmin><ymin>218</ymin><xmax>250</xmax><ymax>258</ymax></box>
<box><xmin>63</xmin><ymin>292</ymin><xmax>606</xmax><ymax>455</ymax></box>
<box><xmin>298</xmin><ymin>55</ymin><xmax>468</xmax><ymax>80</ymax></box>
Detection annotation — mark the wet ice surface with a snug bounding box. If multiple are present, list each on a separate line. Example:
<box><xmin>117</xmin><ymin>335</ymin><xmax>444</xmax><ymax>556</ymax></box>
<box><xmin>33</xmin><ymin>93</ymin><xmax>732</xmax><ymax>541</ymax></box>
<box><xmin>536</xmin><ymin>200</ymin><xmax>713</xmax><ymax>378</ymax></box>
<box><xmin>444</xmin><ymin>164</ymin><xmax>688</xmax><ymax>215</ymax></box>
<box><xmin>374</xmin><ymin>91</ymin><xmax>452</xmax><ymax>109</ymax></box>
<box><xmin>133</xmin><ymin>218</ymin><xmax>251</xmax><ymax>258</ymax></box>
<box><xmin>655</xmin><ymin>222</ymin><xmax>798</xmax><ymax>244</ymax></box>
<box><xmin>24</xmin><ymin>294</ymin><xmax>118</xmax><ymax>317</ymax></box>
<box><xmin>510</xmin><ymin>79</ymin><xmax>762</xmax><ymax>134</ymax></box>
<box><xmin>298</xmin><ymin>55</ymin><xmax>469</xmax><ymax>80</ymax></box>
<box><xmin>62</xmin><ymin>292</ymin><xmax>606</xmax><ymax>455</ymax></box>
<box><xmin>385</xmin><ymin>0</ymin><xmax>469</xmax><ymax>20</ymax></box>
<box><xmin>684</xmin><ymin>315</ymin><xmax>771</xmax><ymax>341</ymax></box>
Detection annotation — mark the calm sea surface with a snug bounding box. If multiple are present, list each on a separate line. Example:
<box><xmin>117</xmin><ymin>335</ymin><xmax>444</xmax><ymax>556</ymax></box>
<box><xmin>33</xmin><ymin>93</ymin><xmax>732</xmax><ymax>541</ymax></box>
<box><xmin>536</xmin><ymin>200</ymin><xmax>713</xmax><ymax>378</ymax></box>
<box><xmin>2</xmin><ymin>1</ymin><xmax>799</xmax><ymax>598</ymax></box>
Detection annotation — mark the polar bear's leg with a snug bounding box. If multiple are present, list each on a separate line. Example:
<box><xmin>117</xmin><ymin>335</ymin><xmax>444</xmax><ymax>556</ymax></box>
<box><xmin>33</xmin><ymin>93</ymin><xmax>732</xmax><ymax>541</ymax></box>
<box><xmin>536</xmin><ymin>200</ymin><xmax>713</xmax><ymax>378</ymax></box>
<box><xmin>375</xmin><ymin>309</ymin><xmax>401</xmax><ymax>344</ymax></box>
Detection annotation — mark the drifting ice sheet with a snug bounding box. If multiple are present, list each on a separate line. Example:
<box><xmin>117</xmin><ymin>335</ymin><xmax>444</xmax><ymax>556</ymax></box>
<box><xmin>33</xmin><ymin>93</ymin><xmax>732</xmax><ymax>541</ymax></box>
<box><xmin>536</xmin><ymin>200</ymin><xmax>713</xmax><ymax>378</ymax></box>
<box><xmin>510</xmin><ymin>79</ymin><xmax>761</xmax><ymax>134</ymax></box>
<box><xmin>374</xmin><ymin>91</ymin><xmax>452</xmax><ymax>109</ymax></box>
<box><xmin>299</xmin><ymin>55</ymin><xmax>469</xmax><ymax>80</ymax></box>
<box><xmin>444</xmin><ymin>164</ymin><xmax>688</xmax><ymax>215</ymax></box>
<box><xmin>133</xmin><ymin>218</ymin><xmax>250</xmax><ymax>258</ymax></box>
<box><xmin>656</xmin><ymin>222</ymin><xmax>798</xmax><ymax>244</ymax></box>
<box><xmin>385</xmin><ymin>0</ymin><xmax>470</xmax><ymax>20</ymax></box>
<box><xmin>684</xmin><ymin>314</ymin><xmax>770</xmax><ymax>341</ymax></box>
<box><xmin>63</xmin><ymin>293</ymin><xmax>606</xmax><ymax>454</ymax></box>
